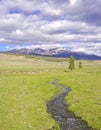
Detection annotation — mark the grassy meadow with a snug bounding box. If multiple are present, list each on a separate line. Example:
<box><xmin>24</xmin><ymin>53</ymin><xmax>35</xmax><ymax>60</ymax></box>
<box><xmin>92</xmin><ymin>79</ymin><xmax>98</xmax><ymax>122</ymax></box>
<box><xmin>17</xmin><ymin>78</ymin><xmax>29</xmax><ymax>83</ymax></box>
<box><xmin>0</xmin><ymin>53</ymin><xmax>101</xmax><ymax>130</ymax></box>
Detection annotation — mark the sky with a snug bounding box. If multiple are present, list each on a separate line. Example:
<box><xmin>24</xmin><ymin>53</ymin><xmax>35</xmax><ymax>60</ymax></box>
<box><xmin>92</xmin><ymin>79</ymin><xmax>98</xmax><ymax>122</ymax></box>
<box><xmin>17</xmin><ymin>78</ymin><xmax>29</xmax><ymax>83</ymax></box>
<box><xmin>0</xmin><ymin>0</ymin><xmax>101</xmax><ymax>56</ymax></box>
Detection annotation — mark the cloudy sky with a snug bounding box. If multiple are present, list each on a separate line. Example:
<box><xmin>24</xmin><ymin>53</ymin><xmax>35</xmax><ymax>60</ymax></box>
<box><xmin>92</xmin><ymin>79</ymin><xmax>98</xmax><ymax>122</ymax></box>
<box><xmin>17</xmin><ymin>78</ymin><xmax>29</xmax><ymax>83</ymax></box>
<box><xmin>0</xmin><ymin>0</ymin><xmax>101</xmax><ymax>56</ymax></box>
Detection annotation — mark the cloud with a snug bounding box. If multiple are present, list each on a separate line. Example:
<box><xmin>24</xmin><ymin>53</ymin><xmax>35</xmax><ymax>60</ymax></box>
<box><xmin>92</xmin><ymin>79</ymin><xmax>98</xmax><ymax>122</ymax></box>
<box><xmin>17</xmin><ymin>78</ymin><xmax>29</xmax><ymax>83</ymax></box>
<box><xmin>0</xmin><ymin>37</ymin><xmax>6</xmax><ymax>41</ymax></box>
<box><xmin>70</xmin><ymin>42</ymin><xmax>101</xmax><ymax>56</ymax></box>
<box><xmin>0</xmin><ymin>0</ymin><xmax>101</xmax><ymax>56</ymax></box>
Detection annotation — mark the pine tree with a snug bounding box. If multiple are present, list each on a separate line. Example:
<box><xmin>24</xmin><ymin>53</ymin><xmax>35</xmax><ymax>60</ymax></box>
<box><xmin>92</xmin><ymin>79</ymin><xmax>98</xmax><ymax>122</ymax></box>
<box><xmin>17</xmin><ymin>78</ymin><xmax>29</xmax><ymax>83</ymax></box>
<box><xmin>68</xmin><ymin>56</ymin><xmax>75</xmax><ymax>70</ymax></box>
<box><xmin>78</xmin><ymin>61</ymin><xmax>82</xmax><ymax>68</ymax></box>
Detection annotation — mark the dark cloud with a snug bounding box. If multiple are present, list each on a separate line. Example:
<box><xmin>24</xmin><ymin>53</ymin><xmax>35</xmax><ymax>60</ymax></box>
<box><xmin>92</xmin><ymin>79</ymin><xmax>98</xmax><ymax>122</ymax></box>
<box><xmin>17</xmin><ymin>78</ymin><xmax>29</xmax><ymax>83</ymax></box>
<box><xmin>47</xmin><ymin>0</ymin><xmax>69</xmax><ymax>4</ymax></box>
<box><xmin>69</xmin><ymin>0</ymin><xmax>101</xmax><ymax>26</ymax></box>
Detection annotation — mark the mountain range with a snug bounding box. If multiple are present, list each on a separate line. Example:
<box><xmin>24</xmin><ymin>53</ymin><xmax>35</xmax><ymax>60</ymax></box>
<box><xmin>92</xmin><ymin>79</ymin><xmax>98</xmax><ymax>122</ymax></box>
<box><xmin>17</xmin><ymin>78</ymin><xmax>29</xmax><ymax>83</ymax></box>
<box><xmin>7</xmin><ymin>47</ymin><xmax>101</xmax><ymax>60</ymax></box>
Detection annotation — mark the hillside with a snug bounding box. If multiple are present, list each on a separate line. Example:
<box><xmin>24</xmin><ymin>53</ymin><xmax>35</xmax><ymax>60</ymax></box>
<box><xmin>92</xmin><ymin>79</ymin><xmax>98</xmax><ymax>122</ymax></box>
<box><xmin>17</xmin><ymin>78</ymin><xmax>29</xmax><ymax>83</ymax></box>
<box><xmin>7</xmin><ymin>47</ymin><xmax>101</xmax><ymax>60</ymax></box>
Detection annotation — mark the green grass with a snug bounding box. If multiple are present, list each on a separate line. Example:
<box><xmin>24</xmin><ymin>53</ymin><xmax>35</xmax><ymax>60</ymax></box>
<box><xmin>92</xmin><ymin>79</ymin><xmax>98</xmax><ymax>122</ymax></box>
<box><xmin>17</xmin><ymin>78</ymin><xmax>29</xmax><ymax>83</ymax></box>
<box><xmin>0</xmin><ymin>53</ymin><xmax>101</xmax><ymax>130</ymax></box>
<box><xmin>58</xmin><ymin>68</ymin><xmax>101</xmax><ymax>130</ymax></box>
<box><xmin>0</xmin><ymin>74</ymin><xmax>60</xmax><ymax>130</ymax></box>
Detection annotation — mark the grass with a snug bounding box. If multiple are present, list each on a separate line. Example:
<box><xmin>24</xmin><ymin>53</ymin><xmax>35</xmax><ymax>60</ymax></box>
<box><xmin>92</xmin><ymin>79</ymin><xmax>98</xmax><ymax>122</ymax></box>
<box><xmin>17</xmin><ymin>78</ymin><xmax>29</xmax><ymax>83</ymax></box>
<box><xmin>0</xmin><ymin>74</ymin><xmax>60</xmax><ymax>130</ymax></box>
<box><xmin>0</xmin><ymin>53</ymin><xmax>101</xmax><ymax>130</ymax></box>
<box><xmin>58</xmin><ymin>68</ymin><xmax>101</xmax><ymax>130</ymax></box>
<box><xmin>4</xmin><ymin>52</ymin><xmax>68</xmax><ymax>62</ymax></box>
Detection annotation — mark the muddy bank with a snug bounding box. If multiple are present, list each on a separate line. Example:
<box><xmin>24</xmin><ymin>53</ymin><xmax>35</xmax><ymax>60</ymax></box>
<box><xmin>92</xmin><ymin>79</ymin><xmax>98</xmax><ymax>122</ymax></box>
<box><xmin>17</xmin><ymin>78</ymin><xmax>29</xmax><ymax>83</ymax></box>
<box><xmin>47</xmin><ymin>80</ymin><xmax>93</xmax><ymax>130</ymax></box>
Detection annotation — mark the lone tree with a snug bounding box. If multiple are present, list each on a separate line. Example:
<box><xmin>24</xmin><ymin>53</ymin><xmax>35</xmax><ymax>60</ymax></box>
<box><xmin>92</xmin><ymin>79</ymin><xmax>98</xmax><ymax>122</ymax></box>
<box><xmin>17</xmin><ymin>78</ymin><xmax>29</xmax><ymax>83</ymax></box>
<box><xmin>68</xmin><ymin>56</ymin><xmax>75</xmax><ymax>70</ymax></box>
<box><xmin>78</xmin><ymin>61</ymin><xmax>83</xmax><ymax>68</ymax></box>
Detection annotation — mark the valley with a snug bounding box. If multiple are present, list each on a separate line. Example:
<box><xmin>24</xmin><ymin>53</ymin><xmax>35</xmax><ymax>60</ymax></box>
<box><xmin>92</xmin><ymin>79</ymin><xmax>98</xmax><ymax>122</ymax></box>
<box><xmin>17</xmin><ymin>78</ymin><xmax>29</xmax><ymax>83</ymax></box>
<box><xmin>0</xmin><ymin>53</ymin><xmax>101</xmax><ymax>130</ymax></box>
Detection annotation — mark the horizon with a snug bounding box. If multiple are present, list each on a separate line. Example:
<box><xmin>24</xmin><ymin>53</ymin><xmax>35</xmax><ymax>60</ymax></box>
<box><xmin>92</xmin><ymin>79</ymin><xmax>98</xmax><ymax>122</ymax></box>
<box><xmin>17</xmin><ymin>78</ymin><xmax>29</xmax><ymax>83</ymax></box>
<box><xmin>0</xmin><ymin>0</ymin><xmax>101</xmax><ymax>56</ymax></box>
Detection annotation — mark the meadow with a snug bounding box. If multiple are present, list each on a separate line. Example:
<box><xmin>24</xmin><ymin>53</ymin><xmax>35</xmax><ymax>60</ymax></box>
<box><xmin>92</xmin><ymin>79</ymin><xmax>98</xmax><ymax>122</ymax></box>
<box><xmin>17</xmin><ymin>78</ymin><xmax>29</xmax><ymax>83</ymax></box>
<box><xmin>0</xmin><ymin>53</ymin><xmax>101</xmax><ymax>130</ymax></box>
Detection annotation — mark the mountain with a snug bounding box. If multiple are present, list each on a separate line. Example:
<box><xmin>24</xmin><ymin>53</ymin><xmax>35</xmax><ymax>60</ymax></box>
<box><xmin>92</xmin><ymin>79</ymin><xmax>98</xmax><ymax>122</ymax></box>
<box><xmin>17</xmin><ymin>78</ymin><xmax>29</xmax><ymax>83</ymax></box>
<box><xmin>7</xmin><ymin>47</ymin><xmax>101</xmax><ymax>60</ymax></box>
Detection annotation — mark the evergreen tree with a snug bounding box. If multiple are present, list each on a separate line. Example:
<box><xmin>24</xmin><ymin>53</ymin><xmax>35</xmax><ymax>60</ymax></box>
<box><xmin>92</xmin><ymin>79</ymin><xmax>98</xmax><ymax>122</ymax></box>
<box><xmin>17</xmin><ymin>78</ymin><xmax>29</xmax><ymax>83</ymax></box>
<box><xmin>78</xmin><ymin>61</ymin><xmax>82</xmax><ymax>68</ymax></box>
<box><xmin>68</xmin><ymin>56</ymin><xmax>75</xmax><ymax>70</ymax></box>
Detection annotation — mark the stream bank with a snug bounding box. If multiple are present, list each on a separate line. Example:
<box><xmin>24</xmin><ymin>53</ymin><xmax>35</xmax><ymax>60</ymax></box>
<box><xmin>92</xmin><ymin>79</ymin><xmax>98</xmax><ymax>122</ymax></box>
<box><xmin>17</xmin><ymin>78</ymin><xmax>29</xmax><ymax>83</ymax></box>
<box><xmin>47</xmin><ymin>80</ymin><xmax>93</xmax><ymax>130</ymax></box>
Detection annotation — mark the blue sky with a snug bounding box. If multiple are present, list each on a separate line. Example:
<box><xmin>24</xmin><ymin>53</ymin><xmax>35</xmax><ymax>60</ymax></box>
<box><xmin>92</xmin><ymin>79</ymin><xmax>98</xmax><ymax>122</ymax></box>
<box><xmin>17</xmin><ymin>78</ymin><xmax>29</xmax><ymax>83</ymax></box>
<box><xmin>0</xmin><ymin>0</ymin><xmax>101</xmax><ymax>56</ymax></box>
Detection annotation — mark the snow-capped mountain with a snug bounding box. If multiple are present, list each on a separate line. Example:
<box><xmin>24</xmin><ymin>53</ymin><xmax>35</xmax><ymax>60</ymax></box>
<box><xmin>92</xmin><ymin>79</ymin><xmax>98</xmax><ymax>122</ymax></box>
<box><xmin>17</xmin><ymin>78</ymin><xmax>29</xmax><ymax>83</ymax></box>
<box><xmin>7</xmin><ymin>47</ymin><xmax>101</xmax><ymax>60</ymax></box>
<box><xmin>8</xmin><ymin>47</ymin><xmax>67</xmax><ymax>56</ymax></box>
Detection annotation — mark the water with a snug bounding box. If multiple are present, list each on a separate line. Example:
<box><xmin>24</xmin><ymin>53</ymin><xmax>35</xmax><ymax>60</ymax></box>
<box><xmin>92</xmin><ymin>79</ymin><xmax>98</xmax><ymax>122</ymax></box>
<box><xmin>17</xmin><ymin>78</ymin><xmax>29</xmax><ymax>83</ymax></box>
<box><xmin>47</xmin><ymin>80</ymin><xmax>93</xmax><ymax>130</ymax></box>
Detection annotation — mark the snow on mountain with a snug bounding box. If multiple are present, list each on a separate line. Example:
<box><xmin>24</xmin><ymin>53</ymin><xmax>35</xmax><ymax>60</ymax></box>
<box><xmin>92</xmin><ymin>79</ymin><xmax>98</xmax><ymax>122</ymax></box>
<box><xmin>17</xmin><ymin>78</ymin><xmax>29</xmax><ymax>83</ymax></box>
<box><xmin>8</xmin><ymin>47</ymin><xmax>101</xmax><ymax>60</ymax></box>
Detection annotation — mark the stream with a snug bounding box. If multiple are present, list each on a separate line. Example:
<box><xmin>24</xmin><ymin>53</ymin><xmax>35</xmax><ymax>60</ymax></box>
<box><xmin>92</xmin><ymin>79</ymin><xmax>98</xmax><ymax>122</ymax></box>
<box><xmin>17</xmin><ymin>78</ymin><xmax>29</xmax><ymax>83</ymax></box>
<box><xmin>47</xmin><ymin>80</ymin><xmax>93</xmax><ymax>130</ymax></box>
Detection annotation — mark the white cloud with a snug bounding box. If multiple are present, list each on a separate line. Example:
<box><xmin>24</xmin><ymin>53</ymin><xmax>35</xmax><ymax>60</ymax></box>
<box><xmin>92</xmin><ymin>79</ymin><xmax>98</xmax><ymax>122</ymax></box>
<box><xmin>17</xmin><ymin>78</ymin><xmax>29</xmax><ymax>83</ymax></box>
<box><xmin>0</xmin><ymin>37</ymin><xmax>6</xmax><ymax>41</ymax></box>
<box><xmin>70</xmin><ymin>0</ymin><xmax>79</xmax><ymax>6</ymax></box>
<box><xmin>68</xmin><ymin>42</ymin><xmax>101</xmax><ymax>56</ymax></box>
<box><xmin>0</xmin><ymin>0</ymin><xmax>101</xmax><ymax>56</ymax></box>
<box><xmin>15</xmin><ymin>30</ymin><xmax>24</xmax><ymax>35</ymax></box>
<box><xmin>16</xmin><ymin>44</ymin><xmax>63</xmax><ymax>49</ymax></box>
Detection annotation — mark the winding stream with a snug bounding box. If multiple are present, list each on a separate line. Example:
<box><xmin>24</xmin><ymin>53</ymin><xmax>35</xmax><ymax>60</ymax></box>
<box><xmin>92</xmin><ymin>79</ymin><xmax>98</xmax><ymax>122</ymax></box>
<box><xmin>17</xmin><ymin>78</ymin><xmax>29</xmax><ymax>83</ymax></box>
<box><xmin>47</xmin><ymin>80</ymin><xmax>93</xmax><ymax>130</ymax></box>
